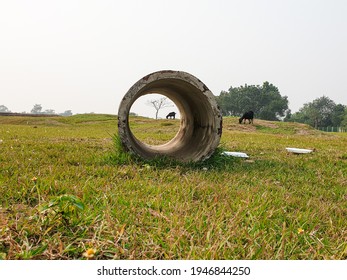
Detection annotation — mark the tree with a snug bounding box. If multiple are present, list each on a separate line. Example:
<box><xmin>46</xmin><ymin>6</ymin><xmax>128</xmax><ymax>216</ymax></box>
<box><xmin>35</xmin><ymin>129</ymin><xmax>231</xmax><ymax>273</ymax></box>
<box><xmin>216</xmin><ymin>82</ymin><xmax>289</xmax><ymax>121</ymax></box>
<box><xmin>290</xmin><ymin>96</ymin><xmax>337</xmax><ymax>128</ymax></box>
<box><xmin>31</xmin><ymin>104</ymin><xmax>42</xmax><ymax>114</ymax></box>
<box><xmin>146</xmin><ymin>97</ymin><xmax>173</xmax><ymax>119</ymax></box>
<box><xmin>60</xmin><ymin>110</ymin><xmax>73</xmax><ymax>116</ymax></box>
<box><xmin>44</xmin><ymin>109</ymin><xmax>56</xmax><ymax>115</ymax></box>
<box><xmin>331</xmin><ymin>104</ymin><xmax>346</xmax><ymax>126</ymax></box>
<box><xmin>283</xmin><ymin>109</ymin><xmax>292</xmax><ymax>122</ymax></box>
<box><xmin>341</xmin><ymin>113</ymin><xmax>347</xmax><ymax>129</ymax></box>
<box><xmin>0</xmin><ymin>105</ymin><xmax>10</xmax><ymax>113</ymax></box>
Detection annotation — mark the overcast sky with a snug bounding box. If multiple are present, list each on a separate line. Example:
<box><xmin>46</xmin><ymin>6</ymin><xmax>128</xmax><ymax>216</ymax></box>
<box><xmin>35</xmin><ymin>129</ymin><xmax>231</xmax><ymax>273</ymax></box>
<box><xmin>1</xmin><ymin>0</ymin><xmax>346</xmax><ymax>118</ymax></box>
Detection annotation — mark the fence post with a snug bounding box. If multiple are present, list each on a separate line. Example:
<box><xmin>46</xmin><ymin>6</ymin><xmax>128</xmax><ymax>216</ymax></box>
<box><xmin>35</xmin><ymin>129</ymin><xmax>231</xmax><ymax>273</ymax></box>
<box><xmin>318</xmin><ymin>126</ymin><xmax>347</xmax><ymax>133</ymax></box>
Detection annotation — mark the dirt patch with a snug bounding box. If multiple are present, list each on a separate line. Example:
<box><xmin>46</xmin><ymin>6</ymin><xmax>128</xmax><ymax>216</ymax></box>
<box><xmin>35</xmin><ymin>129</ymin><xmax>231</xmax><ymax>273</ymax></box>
<box><xmin>225</xmin><ymin>121</ymin><xmax>257</xmax><ymax>132</ymax></box>
<box><xmin>295</xmin><ymin>129</ymin><xmax>312</xmax><ymax>135</ymax></box>
<box><xmin>255</xmin><ymin>120</ymin><xmax>279</xmax><ymax>128</ymax></box>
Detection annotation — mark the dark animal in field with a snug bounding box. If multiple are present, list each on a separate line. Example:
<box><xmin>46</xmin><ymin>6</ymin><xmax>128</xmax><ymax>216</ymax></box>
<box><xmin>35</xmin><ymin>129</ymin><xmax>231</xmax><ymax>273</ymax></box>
<box><xmin>166</xmin><ymin>112</ymin><xmax>176</xmax><ymax>119</ymax></box>
<box><xmin>239</xmin><ymin>111</ymin><xmax>254</xmax><ymax>124</ymax></box>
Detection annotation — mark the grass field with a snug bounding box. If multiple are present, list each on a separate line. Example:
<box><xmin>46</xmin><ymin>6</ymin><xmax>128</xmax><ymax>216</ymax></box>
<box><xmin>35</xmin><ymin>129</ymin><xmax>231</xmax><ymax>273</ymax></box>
<box><xmin>0</xmin><ymin>114</ymin><xmax>346</xmax><ymax>260</ymax></box>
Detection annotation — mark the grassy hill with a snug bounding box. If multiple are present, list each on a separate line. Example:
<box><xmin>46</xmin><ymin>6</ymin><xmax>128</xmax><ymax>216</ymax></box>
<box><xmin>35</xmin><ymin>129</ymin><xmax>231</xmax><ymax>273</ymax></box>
<box><xmin>0</xmin><ymin>114</ymin><xmax>346</xmax><ymax>259</ymax></box>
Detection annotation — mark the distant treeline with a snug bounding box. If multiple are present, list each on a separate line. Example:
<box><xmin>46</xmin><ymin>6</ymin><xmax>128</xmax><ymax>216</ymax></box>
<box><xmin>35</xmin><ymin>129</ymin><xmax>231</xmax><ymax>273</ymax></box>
<box><xmin>0</xmin><ymin>112</ymin><xmax>59</xmax><ymax>117</ymax></box>
<box><xmin>0</xmin><ymin>104</ymin><xmax>73</xmax><ymax>116</ymax></box>
<box><xmin>216</xmin><ymin>83</ymin><xmax>347</xmax><ymax>129</ymax></box>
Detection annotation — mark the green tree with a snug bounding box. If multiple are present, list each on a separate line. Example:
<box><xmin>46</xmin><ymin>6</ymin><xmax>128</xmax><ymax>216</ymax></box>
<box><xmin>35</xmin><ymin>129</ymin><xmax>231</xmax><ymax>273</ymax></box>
<box><xmin>44</xmin><ymin>109</ymin><xmax>56</xmax><ymax>115</ymax></box>
<box><xmin>60</xmin><ymin>110</ymin><xmax>73</xmax><ymax>116</ymax></box>
<box><xmin>290</xmin><ymin>96</ymin><xmax>338</xmax><ymax>128</ymax></box>
<box><xmin>216</xmin><ymin>82</ymin><xmax>289</xmax><ymax>121</ymax></box>
<box><xmin>331</xmin><ymin>104</ymin><xmax>346</xmax><ymax>126</ymax></box>
<box><xmin>31</xmin><ymin>104</ymin><xmax>42</xmax><ymax>114</ymax></box>
<box><xmin>341</xmin><ymin>113</ymin><xmax>347</xmax><ymax>129</ymax></box>
<box><xmin>0</xmin><ymin>105</ymin><xmax>10</xmax><ymax>113</ymax></box>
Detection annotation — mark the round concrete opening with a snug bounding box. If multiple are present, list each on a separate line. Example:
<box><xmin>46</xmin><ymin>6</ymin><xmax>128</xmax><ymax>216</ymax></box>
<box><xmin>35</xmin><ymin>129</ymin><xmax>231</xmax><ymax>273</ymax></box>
<box><xmin>118</xmin><ymin>70</ymin><xmax>223</xmax><ymax>162</ymax></box>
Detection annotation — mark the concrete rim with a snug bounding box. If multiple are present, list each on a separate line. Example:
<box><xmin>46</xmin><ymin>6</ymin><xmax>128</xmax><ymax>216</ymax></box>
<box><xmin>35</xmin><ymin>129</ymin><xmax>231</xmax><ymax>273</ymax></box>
<box><xmin>117</xmin><ymin>70</ymin><xmax>222</xmax><ymax>162</ymax></box>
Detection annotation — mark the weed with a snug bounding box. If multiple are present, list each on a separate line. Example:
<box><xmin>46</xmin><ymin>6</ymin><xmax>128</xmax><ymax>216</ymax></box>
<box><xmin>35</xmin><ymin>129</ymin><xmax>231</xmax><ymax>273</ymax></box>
<box><xmin>40</xmin><ymin>194</ymin><xmax>85</xmax><ymax>226</ymax></box>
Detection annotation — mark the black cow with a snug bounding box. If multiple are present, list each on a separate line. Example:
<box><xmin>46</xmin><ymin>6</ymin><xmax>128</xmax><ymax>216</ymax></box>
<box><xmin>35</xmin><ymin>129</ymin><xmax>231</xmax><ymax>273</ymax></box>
<box><xmin>239</xmin><ymin>111</ymin><xmax>254</xmax><ymax>124</ymax></box>
<box><xmin>166</xmin><ymin>112</ymin><xmax>176</xmax><ymax>119</ymax></box>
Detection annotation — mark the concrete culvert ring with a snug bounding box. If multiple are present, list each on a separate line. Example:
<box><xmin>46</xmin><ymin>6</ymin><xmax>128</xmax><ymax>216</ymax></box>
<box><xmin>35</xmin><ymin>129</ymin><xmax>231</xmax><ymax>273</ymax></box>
<box><xmin>117</xmin><ymin>70</ymin><xmax>223</xmax><ymax>162</ymax></box>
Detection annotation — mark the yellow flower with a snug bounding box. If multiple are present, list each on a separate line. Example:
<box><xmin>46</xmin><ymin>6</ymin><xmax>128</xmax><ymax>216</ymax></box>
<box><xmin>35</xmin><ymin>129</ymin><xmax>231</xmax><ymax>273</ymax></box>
<box><xmin>31</xmin><ymin>177</ymin><xmax>38</xmax><ymax>182</ymax></box>
<box><xmin>83</xmin><ymin>248</ymin><xmax>96</xmax><ymax>259</ymax></box>
<box><xmin>298</xmin><ymin>228</ymin><xmax>305</xmax><ymax>234</ymax></box>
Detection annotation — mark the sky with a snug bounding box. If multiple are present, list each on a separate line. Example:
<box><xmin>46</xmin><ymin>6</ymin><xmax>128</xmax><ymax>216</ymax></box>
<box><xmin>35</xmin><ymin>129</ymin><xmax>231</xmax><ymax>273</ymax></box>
<box><xmin>1</xmin><ymin>0</ymin><xmax>346</xmax><ymax>118</ymax></box>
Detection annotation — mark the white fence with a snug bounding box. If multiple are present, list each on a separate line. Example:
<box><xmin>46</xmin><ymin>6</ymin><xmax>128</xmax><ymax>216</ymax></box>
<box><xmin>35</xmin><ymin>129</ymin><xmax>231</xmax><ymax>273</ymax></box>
<box><xmin>318</xmin><ymin>127</ymin><xmax>347</xmax><ymax>133</ymax></box>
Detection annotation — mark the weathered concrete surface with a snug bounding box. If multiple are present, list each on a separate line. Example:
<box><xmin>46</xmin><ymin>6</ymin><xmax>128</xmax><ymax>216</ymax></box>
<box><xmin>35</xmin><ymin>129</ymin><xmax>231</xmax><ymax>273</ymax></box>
<box><xmin>117</xmin><ymin>70</ymin><xmax>223</xmax><ymax>162</ymax></box>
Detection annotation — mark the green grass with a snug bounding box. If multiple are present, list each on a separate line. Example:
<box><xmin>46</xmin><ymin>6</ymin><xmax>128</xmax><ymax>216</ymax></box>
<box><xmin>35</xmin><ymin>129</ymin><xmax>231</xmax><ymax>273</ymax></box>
<box><xmin>129</xmin><ymin>117</ymin><xmax>180</xmax><ymax>145</ymax></box>
<box><xmin>0</xmin><ymin>114</ymin><xmax>346</xmax><ymax>259</ymax></box>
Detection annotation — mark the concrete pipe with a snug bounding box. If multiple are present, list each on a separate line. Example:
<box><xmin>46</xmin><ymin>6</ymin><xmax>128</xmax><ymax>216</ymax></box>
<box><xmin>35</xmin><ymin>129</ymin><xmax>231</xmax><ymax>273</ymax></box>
<box><xmin>117</xmin><ymin>70</ymin><xmax>223</xmax><ymax>162</ymax></box>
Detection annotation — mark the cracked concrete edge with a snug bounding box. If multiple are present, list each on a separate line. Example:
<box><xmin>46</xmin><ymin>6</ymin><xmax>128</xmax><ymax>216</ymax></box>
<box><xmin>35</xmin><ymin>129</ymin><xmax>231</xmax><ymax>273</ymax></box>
<box><xmin>117</xmin><ymin>70</ymin><xmax>223</xmax><ymax>162</ymax></box>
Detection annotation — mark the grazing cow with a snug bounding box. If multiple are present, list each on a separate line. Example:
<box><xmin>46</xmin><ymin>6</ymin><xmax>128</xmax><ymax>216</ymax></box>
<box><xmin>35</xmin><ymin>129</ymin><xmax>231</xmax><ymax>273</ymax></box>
<box><xmin>166</xmin><ymin>112</ymin><xmax>176</xmax><ymax>119</ymax></box>
<box><xmin>239</xmin><ymin>111</ymin><xmax>254</xmax><ymax>124</ymax></box>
